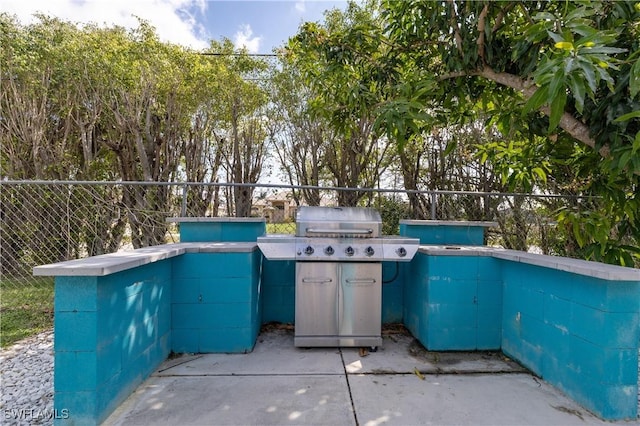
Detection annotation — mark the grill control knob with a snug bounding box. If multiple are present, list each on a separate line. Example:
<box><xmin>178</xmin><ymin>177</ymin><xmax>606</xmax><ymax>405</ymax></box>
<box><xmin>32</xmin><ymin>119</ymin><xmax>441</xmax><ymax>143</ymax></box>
<box><xmin>365</xmin><ymin>246</ymin><xmax>375</xmax><ymax>257</ymax></box>
<box><xmin>396</xmin><ymin>247</ymin><xmax>407</xmax><ymax>257</ymax></box>
<box><xmin>304</xmin><ymin>245</ymin><xmax>314</xmax><ymax>255</ymax></box>
<box><xmin>324</xmin><ymin>246</ymin><xmax>334</xmax><ymax>256</ymax></box>
<box><xmin>345</xmin><ymin>246</ymin><xmax>355</xmax><ymax>257</ymax></box>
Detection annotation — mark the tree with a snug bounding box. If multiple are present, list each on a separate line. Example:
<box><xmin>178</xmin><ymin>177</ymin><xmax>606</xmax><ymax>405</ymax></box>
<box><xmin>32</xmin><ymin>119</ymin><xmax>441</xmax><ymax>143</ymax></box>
<box><xmin>212</xmin><ymin>46</ymin><xmax>270</xmax><ymax>217</ymax></box>
<box><xmin>266</xmin><ymin>58</ymin><xmax>328</xmax><ymax>206</ymax></box>
<box><xmin>373</xmin><ymin>0</ymin><xmax>640</xmax><ymax>264</ymax></box>
<box><xmin>287</xmin><ymin>1</ymin><xmax>395</xmax><ymax>206</ymax></box>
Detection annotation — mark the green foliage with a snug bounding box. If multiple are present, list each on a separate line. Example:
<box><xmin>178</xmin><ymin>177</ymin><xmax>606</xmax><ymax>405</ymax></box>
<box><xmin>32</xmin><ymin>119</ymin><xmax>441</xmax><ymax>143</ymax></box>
<box><xmin>370</xmin><ymin>0</ymin><xmax>640</xmax><ymax>265</ymax></box>
<box><xmin>375</xmin><ymin>195</ymin><xmax>411</xmax><ymax>235</ymax></box>
<box><xmin>0</xmin><ymin>278</ymin><xmax>54</xmax><ymax>348</ymax></box>
<box><xmin>476</xmin><ymin>138</ymin><xmax>551</xmax><ymax>193</ymax></box>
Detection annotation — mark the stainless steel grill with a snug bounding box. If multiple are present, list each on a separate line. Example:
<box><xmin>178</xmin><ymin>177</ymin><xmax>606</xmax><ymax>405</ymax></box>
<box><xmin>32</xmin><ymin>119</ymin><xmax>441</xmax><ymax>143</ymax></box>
<box><xmin>257</xmin><ymin>206</ymin><xmax>419</xmax><ymax>348</ymax></box>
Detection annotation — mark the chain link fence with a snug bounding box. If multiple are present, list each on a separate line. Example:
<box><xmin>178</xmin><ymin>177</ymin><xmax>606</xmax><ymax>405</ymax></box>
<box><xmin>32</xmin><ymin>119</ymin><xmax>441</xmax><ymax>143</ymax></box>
<box><xmin>0</xmin><ymin>180</ymin><xmax>593</xmax><ymax>346</ymax></box>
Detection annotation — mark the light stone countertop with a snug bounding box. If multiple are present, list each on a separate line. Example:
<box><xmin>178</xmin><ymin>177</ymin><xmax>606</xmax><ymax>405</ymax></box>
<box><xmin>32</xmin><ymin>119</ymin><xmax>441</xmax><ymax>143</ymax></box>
<box><xmin>33</xmin><ymin>242</ymin><xmax>258</xmax><ymax>277</ymax></box>
<box><xmin>166</xmin><ymin>217</ymin><xmax>265</xmax><ymax>223</ymax></box>
<box><xmin>400</xmin><ymin>220</ymin><xmax>498</xmax><ymax>227</ymax></box>
<box><xmin>418</xmin><ymin>245</ymin><xmax>640</xmax><ymax>281</ymax></box>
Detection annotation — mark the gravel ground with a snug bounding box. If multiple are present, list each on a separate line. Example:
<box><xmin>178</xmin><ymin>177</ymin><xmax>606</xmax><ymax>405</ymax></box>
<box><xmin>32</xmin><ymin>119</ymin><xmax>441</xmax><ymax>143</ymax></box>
<box><xmin>0</xmin><ymin>330</ymin><xmax>54</xmax><ymax>426</ymax></box>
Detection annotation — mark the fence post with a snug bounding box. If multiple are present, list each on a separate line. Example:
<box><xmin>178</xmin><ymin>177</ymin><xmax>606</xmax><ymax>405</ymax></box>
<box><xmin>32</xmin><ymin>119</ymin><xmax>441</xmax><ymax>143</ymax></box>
<box><xmin>181</xmin><ymin>184</ymin><xmax>187</xmax><ymax>217</ymax></box>
<box><xmin>431</xmin><ymin>191</ymin><xmax>437</xmax><ymax>220</ymax></box>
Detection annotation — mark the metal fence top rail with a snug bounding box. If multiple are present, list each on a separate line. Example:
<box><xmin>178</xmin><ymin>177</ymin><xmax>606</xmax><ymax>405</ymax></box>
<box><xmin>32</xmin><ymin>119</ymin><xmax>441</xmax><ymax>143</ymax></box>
<box><xmin>0</xmin><ymin>180</ymin><xmax>599</xmax><ymax>200</ymax></box>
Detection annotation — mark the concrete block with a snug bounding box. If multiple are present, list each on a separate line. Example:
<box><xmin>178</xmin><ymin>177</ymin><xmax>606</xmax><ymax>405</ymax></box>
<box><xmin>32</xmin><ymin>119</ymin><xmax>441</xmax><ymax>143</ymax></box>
<box><xmin>542</xmin><ymin>293</ymin><xmax>572</xmax><ymax>332</ymax></box>
<box><xmin>157</xmin><ymin>301</ymin><xmax>172</xmax><ymax>336</ymax></box>
<box><xmin>172</xmin><ymin>329</ymin><xmax>199</xmax><ymax>353</ymax></box>
<box><xmin>55</xmin><ymin>311</ymin><xmax>97</xmax><ymax>352</ymax></box>
<box><xmin>178</xmin><ymin>222</ymin><xmax>223</xmax><ymax>242</ymax></box>
<box><xmin>96</xmin><ymin>337</ymin><xmax>122</xmax><ymax>384</ymax></box>
<box><xmin>499</xmin><ymin>261</ymin><xmax>523</xmax><ymax>286</ymax></box>
<box><xmin>505</xmin><ymin>338</ymin><xmax>544</xmax><ymax>376</ymax></box>
<box><xmin>542</xmin><ymin>323</ymin><xmax>571</xmax><ymax>361</ymax></box>
<box><xmin>571</xmin><ymin>305</ymin><xmax>639</xmax><ymax>348</ymax></box>
<box><xmin>206</xmin><ymin>303</ymin><xmax>252</xmax><ymax>328</ymax></box>
<box><xmin>199</xmin><ymin>327</ymin><xmax>256</xmax><ymax>352</ymax></box>
<box><xmin>519</xmin><ymin>312</ymin><xmax>546</xmax><ymax>349</ymax></box>
<box><xmin>262</xmin><ymin>259</ymin><xmax>295</xmax><ymax>286</ymax></box>
<box><xmin>55</xmin><ymin>276</ymin><xmax>98</xmax><ymax>312</ymax></box>
<box><xmin>382</xmin><ymin>282</ymin><xmax>403</xmax><ymax>323</ymax></box>
<box><xmin>477</xmin><ymin>257</ymin><xmax>501</xmax><ymax>280</ymax></box>
<box><xmin>477</xmin><ymin>304</ymin><xmax>501</xmax><ymax>330</ymax></box>
<box><xmin>430</xmin><ymin>279</ymin><xmax>477</xmax><ymax>305</ymax></box>
<box><xmin>220</xmin><ymin>221</ymin><xmax>266</xmax><ymax>242</ymax></box>
<box><xmin>428</xmin><ymin>256</ymin><xmax>478</xmax><ymax>280</ymax></box>
<box><xmin>171</xmin><ymin>278</ymin><xmax>199</xmax><ymax>303</ymax></box>
<box><xmin>575</xmin><ymin>380</ymin><xmax>638</xmax><ymax>420</ymax></box>
<box><xmin>476</xmin><ymin>327</ymin><xmax>501</xmax><ymax>350</ymax></box>
<box><xmin>55</xmin><ymin>351</ymin><xmax>97</xmax><ymax>391</ymax></box>
<box><xmin>171</xmin><ymin>304</ymin><xmax>202</xmax><ymax>329</ymax></box>
<box><xmin>427</xmin><ymin>303</ymin><xmax>476</xmax><ymax>328</ymax></box>
<box><xmin>476</xmin><ymin>280</ymin><xmax>502</xmax><ymax>305</ymax></box>
<box><xmin>572</xmin><ymin>275</ymin><xmax>640</xmax><ymax>312</ymax></box>
<box><xmin>200</xmin><ymin>277</ymin><xmax>252</xmax><ymax>303</ymax></box>
<box><xmin>428</xmin><ymin>326</ymin><xmax>476</xmax><ymax>350</ymax></box>
<box><xmin>54</xmin><ymin>391</ymin><xmax>96</xmax><ymax>425</ymax></box>
<box><xmin>444</xmin><ymin>226</ymin><xmax>484</xmax><ymax>245</ymax></box>
<box><xmin>175</xmin><ymin>253</ymin><xmax>255</xmax><ymax>279</ymax></box>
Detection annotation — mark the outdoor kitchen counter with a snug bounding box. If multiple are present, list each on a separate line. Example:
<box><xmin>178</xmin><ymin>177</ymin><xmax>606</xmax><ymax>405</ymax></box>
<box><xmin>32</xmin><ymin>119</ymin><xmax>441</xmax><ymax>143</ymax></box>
<box><xmin>33</xmin><ymin>242</ymin><xmax>261</xmax><ymax>426</ymax></box>
<box><xmin>400</xmin><ymin>220</ymin><xmax>497</xmax><ymax>245</ymax></box>
<box><xmin>410</xmin><ymin>244</ymin><xmax>640</xmax><ymax>421</ymax></box>
<box><xmin>33</xmin><ymin>242</ymin><xmax>258</xmax><ymax>276</ymax></box>
<box><xmin>417</xmin><ymin>245</ymin><xmax>640</xmax><ymax>280</ymax></box>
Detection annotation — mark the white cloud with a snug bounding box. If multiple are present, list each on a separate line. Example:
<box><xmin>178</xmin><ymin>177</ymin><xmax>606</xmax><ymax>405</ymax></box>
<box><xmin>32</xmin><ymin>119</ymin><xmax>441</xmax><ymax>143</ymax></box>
<box><xmin>2</xmin><ymin>0</ymin><xmax>209</xmax><ymax>49</ymax></box>
<box><xmin>233</xmin><ymin>24</ymin><xmax>261</xmax><ymax>54</ymax></box>
<box><xmin>294</xmin><ymin>1</ymin><xmax>306</xmax><ymax>13</ymax></box>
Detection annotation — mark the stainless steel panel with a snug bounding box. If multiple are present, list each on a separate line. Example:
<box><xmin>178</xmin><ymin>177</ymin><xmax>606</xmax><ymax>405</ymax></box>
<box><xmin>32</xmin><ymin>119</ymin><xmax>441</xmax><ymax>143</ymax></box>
<box><xmin>295</xmin><ymin>263</ymin><xmax>338</xmax><ymax>337</ymax></box>
<box><xmin>295</xmin><ymin>262</ymin><xmax>382</xmax><ymax>347</ymax></box>
<box><xmin>380</xmin><ymin>237</ymin><xmax>420</xmax><ymax>262</ymax></box>
<box><xmin>294</xmin><ymin>238</ymin><xmax>384</xmax><ymax>261</ymax></box>
<box><xmin>338</xmin><ymin>263</ymin><xmax>382</xmax><ymax>338</ymax></box>
<box><xmin>257</xmin><ymin>236</ymin><xmax>296</xmax><ymax>260</ymax></box>
<box><xmin>294</xmin><ymin>335</ymin><xmax>382</xmax><ymax>347</ymax></box>
<box><xmin>296</xmin><ymin>206</ymin><xmax>382</xmax><ymax>238</ymax></box>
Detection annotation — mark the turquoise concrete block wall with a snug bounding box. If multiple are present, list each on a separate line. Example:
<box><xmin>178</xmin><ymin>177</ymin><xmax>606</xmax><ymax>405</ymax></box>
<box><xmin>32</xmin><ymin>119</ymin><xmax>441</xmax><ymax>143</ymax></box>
<box><xmin>177</xmin><ymin>220</ymin><xmax>265</xmax><ymax>242</ymax></box>
<box><xmin>500</xmin><ymin>261</ymin><xmax>640</xmax><ymax>420</ymax></box>
<box><xmin>403</xmin><ymin>253</ymin><xmax>430</xmax><ymax>342</ymax></box>
<box><xmin>171</xmin><ymin>250</ymin><xmax>262</xmax><ymax>353</ymax></box>
<box><xmin>404</xmin><ymin>253</ymin><xmax>502</xmax><ymax>351</ymax></box>
<box><xmin>53</xmin><ymin>261</ymin><xmax>171</xmax><ymax>425</ymax></box>
<box><xmin>261</xmin><ymin>259</ymin><xmax>295</xmax><ymax>323</ymax></box>
<box><xmin>381</xmin><ymin>262</ymin><xmax>404</xmax><ymax>323</ymax></box>
<box><xmin>400</xmin><ymin>223</ymin><xmax>486</xmax><ymax>245</ymax></box>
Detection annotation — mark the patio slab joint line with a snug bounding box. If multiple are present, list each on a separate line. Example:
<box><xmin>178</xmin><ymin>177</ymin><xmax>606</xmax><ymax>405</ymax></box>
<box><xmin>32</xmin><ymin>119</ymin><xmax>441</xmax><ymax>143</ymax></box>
<box><xmin>340</xmin><ymin>348</ymin><xmax>360</xmax><ymax>426</ymax></box>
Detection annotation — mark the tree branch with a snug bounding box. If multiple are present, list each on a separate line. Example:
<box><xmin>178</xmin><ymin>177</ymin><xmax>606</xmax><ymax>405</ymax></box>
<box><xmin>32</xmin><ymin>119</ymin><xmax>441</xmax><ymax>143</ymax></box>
<box><xmin>477</xmin><ymin>3</ymin><xmax>489</xmax><ymax>63</ymax></box>
<box><xmin>438</xmin><ymin>67</ymin><xmax>608</xmax><ymax>157</ymax></box>
<box><xmin>446</xmin><ymin>0</ymin><xmax>464</xmax><ymax>55</ymax></box>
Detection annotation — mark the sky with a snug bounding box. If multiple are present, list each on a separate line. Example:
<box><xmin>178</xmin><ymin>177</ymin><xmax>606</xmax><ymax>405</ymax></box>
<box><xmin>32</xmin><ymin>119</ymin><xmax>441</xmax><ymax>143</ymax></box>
<box><xmin>2</xmin><ymin>0</ymin><xmax>348</xmax><ymax>53</ymax></box>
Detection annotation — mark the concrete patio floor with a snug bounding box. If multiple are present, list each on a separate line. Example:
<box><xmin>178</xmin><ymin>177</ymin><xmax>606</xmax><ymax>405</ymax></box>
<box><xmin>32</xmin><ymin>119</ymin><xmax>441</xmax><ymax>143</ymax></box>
<box><xmin>104</xmin><ymin>326</ymin><xmax>631</xmax><ymax>425</ymax></box>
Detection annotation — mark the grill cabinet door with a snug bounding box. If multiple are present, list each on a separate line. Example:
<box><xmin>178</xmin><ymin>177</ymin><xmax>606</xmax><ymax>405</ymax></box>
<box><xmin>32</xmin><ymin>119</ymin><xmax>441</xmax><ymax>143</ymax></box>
<box><xmin>295</xmin><ymin>262</ymin><xmax>339</xmax><ymax>337</ymax></box>
<box><xmin>338</xmin><ymin>263</ymin><xmax>382</xmax><ymax>338</ymax></box>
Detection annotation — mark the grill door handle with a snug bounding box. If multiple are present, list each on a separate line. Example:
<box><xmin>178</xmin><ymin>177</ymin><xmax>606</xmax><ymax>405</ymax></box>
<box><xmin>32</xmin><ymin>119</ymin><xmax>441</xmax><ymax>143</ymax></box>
<box><xmin>301</xmin><ymin>278</ymin><xmax>333</xmax><ymax>284</ymax></box>
<box><xmin>305</xmin><ymin>228</ymin><xmax>373</xmax><ymax>235</ymax></box>
<box><xmin>345</xmin><ymin>278</ymin><xmax>376</xmax><ymax>284</ymax></box>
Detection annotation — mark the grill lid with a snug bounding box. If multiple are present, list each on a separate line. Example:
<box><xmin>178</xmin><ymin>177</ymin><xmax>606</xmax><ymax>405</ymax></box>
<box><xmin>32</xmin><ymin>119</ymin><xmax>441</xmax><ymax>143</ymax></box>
<box><xmin>296</xmin><ymin>206</ymin><xmax>382</xmax><ymax>238</ymax></box>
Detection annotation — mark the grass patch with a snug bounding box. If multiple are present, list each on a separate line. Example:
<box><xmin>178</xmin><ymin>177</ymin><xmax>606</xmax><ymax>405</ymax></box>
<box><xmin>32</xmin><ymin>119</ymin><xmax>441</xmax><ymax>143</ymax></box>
<box><xmin>0</xmin><ymin>277</ymin><xmax>54</xmax><ymax>348</ymax></box>
<box><xmin>266</xmin><ymin>222</ymin><xmax>295</xmax><ymax>234</ymax></box>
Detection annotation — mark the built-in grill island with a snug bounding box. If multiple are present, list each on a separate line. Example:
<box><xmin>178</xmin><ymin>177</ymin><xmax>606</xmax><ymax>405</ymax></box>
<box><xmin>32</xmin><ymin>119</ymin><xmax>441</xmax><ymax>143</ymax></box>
<box><xmin>257</xmin><ymin>206</ymin><xmax>419</xmax><ymax>348</ymax></box>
